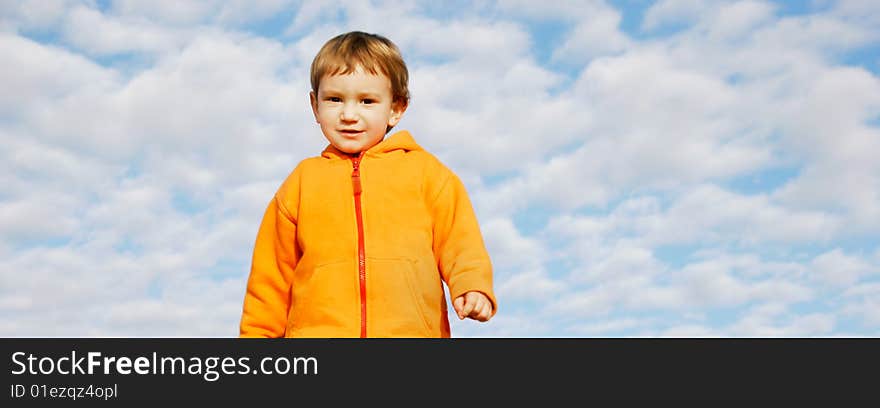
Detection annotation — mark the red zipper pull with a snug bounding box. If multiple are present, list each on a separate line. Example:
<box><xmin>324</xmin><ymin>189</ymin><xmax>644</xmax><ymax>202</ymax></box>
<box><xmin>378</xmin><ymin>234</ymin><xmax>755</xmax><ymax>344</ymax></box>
<box><xmin>351</xmin><ymin>156</ymin><xmax>362</xmax><ymax>195</ymax></box>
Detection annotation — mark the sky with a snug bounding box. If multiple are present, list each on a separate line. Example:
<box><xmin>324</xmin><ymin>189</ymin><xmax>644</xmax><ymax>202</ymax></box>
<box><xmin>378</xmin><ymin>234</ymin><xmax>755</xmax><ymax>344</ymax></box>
<box><xmin>1</xmin><ymin>0</ymin><xmax>879</xmax><ymax>337</ymax></box>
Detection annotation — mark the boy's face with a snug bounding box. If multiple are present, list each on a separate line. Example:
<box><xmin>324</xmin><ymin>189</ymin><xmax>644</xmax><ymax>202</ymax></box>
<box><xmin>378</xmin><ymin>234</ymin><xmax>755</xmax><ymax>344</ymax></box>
<box><xmin>310</xmin><ymin>65</ymin><xmax>406</xmax><ymax>155</ymax></box>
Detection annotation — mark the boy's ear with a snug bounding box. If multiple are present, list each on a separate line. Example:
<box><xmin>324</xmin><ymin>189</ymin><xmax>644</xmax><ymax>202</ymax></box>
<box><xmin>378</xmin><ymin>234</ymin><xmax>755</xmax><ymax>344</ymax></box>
<box><xmin>309</xmin><ymin>91</ymin><xmax>319</xmax><ymax>122</ymax></box>
<box><xmin>387</xmin><ymin>99</ymin><xmax>408</xmax><ymax>128</ymax></box>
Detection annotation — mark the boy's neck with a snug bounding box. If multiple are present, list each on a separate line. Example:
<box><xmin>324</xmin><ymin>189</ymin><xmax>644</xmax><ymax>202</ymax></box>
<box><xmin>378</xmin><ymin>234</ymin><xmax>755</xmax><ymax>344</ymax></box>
<box><xmin>345</xmin><ymin>136</ymin><xmax>388</xmax><ymax>158</ymax></box>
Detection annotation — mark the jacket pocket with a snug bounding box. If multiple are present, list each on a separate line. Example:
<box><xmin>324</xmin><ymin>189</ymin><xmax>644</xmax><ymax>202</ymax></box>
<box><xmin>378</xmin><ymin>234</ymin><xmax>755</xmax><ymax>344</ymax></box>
<box><xmin>287</xmin><ymin>259</ymin><xmax>359</xmax><ymax>337</ymax></box>
<box><xmin>368</xmin><ymin>257</ymin><xmax>436</xmax><ymax>337</ymax></box>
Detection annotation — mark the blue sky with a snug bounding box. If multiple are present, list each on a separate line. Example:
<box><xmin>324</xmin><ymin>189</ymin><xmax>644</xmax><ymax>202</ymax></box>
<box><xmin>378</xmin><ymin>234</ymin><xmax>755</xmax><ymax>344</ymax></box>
<box><xmin>1</xmin><ymin>0</ymin><xmax>879</xmax><ymax>337</ymax></box>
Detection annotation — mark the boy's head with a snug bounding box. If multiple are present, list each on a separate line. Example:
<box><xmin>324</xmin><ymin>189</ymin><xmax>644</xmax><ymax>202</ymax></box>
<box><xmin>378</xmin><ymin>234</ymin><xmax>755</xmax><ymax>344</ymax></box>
<box><xmin>309</xmin><ymin>31</ymin><xmax>410</xmax><ymax>155</ymax></box>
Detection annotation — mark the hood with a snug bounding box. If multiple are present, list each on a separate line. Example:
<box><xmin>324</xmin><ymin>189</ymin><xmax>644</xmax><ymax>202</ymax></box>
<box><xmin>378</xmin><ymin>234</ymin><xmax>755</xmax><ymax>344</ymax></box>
<box><xmin>320</xmin><ymin>130</ymin><xmax>424</xmax><ymax>160</ymax></box>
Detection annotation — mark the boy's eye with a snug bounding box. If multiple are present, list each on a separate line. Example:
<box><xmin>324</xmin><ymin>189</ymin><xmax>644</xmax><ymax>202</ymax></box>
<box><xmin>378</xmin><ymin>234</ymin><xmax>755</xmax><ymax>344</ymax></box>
<box><xmin>326</xmin><ymin>97</ymin><xmax>342</xmax><ymax>102</ymax></box>
<box><xmin>362</xmin><ymin>99</ymin><xmax>375</xmax><ymax>104</ymax></box>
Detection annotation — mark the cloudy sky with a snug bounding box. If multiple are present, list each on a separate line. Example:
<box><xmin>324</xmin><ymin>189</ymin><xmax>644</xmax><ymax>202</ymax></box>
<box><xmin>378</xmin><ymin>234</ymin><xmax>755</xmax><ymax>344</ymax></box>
<box><xmin>2</xmin><ymin>0</ymin><xmax>878</xmax><ymax>337</ymax></box>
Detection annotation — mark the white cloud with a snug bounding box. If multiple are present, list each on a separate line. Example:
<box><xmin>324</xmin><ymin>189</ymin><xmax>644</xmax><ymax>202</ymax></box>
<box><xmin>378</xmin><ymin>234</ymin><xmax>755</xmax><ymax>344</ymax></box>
<box><xmin>566</xmin><ymin>317</ymin><xmax>652</xmax><ymax>336</ymax></box>
<box><xmin>704</xmin><ymin>1</ymin><xmax>776</xmax><ymax>40</ymax></box>
<box><xmin>484</xmin><ymin>3</ymin><xmax>879</xmax><ymax>233</ymax></box>
<box><xmin>61</xmin><ymin>0</ymin><xmax>299</xmax><ymax>28</ymax></box>
<box><xmin>495</xmin><ymin>0</ymin><xmax>605</xmax><ymax>21</ymax></box>
<box><xmin>498</xmin><ymin>0</ymin><xmax>635</xmax><ymax>63</ymax></box>
<box><xmin>551</xmin><ymin>5</ymin><xmax>632</xmax><ymax>63</ymax></box>
<box><xmin>478</xmin><ymin>44</ymin><xmax>790</xmax><ymax>212</ymax></box>
<box><xmin>0</xmin><ymin>168</ymin><xmax>258</xmax><ymax>336</ymax></box>
<box><xmin>658</xmin><ymin>324</ymin><xmax>721</xmax><ymax>337</ymax></box>
<box><xmin>642</xmin><ymin>0</ymin><xmax>715</xmax><ymax>31</ymax></box>
<box><xmin>481</xmin><ymin>217</ymin><xmax>545</xmax><ymax>272</ymax></box>
<box><xmin>0</xmin><ymin>191</ymin><xmax>82</xmax><ymax>243</ymax></box>
<box><xmin>831</xmin><ymin>0</ymin><xmax>880</xmax><ymax>28</ymax></box>
<box><xmin>449</xmin><ymin>310</ymin><xmax>551</xmax><ymax>338</ymax></box>
<box><xmin>482</xmin><ymin>217</ymin><xmax>565</xmax><ymax>302</ymax></box>
<box><xmin>497</xmin><ymin>270</ymin><xmax>566</xmax><ymax>303</ymax></box>
<box><xmin>545</xmin><ymin>288</ymin><xmax>617</xmax><ymax>319</ymax></box>
<box><xmin>107</xmin><ymin>0</ymin><xmax>220</xmax><ymax>25</ymax></box>
<box><xmin>0</xmin><ymin>33</ymin><xmax>119</xmax><ymax>116</ymax></box>
<box><xmin>536</xmin><ymin>226</ymin><xmax>818</xmax><ymax>326</ymax></box>
<box><xmin>542</xmin><ymin>185</ymin><xmax>840</xmax><ymax>251</ymax></box>
<box><xmin>496</xmin><ymin>0</ymin><xmax>634</xmax><ymax>63</ymax></box>
<box><xmin>652</xmin><ymin>185</ymin><xmax>840</xmax><ymax>245</ymax></box>
<box><xmin>62</xmin><ymin>5</ymin><xmax>193</xmax><ymax>56</ymax></box>
<box><xmin>770</xmin><ymin>66</ymin><xmax>880</xmax><ymax>230</ymax></box>
<box><xmin>0</xmin><ymin>0</ymin><xmax>85</xmax><ymax>32</ymax></box>
<box><xmin>570</xmin><ymin>243</ymin><xmax>666</xmax><ymax>284</ymax></box>
<box><xmin>652</xmin><ymin>302</ymin><xmax>837</xmax><ymax>337</ymax></box>
<box><xmin>729</xmin><ymin>310</ymin><xmax>835</xmax><ymax>337</ymax></box>
<box><xmin>757</xmin><ymin>12</ymin><xmax>879</xmax><ymax>56</ymax></box>
<box><xmin>214</xmin><ymin>0</ymin><xmax>298</xmax><ymax>26</ymax></box>
<box><xmin>104</xmin><ymin>277</ymin><xmax>244</xmax><ymax>337</ymax></box>
<box><xmin>811</xmin><ymin>248</ymin><xmax>875</xmax><ymax>287</ymax></box>
<box><xmin>840</xmin><ymin>282</ymin><xmax>880</xmax><ymax>328</ymax></box>
<box><xmin>677</xmin><ymin>259</ymin><xmax>814</xmax><ymax>306</ymax></box>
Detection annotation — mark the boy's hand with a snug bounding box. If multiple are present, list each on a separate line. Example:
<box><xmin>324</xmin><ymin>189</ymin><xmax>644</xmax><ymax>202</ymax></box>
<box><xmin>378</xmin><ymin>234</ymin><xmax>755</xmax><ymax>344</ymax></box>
<box><xmin>453</xmin><ymin>291</ymin><xmax>493</xmax><ymax>322</ymax></box>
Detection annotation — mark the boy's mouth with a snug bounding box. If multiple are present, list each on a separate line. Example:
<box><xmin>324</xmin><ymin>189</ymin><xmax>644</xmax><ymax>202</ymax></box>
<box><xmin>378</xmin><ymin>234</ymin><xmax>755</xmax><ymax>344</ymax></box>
<box><xmin>339</xmin><ymin>129</ymin><xmax>364</xmax><ymax>137</ymax></box>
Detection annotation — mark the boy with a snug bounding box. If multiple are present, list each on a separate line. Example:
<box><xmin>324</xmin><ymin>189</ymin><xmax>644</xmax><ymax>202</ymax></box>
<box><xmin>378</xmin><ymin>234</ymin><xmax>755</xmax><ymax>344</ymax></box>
<box><xmin>239</xmin><ymin>31</ymin><xmax>497</xmax><ymax>338</ymax></box>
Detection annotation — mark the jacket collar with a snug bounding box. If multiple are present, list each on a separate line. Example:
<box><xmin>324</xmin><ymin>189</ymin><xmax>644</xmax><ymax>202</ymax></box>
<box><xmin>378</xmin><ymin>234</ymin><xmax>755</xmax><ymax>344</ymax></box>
<box><xmin>320</xmin><ymin>130</ymin><xmax>423</xmax><ymax>160</ymax></box>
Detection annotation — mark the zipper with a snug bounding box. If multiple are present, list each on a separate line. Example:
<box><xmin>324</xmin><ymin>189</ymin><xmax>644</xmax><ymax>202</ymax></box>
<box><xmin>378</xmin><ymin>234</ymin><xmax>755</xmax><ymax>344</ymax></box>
<box><xmin>351</xmin><ymin>153</ymin><xmax>367</xmax><ymax>338</ymax></box>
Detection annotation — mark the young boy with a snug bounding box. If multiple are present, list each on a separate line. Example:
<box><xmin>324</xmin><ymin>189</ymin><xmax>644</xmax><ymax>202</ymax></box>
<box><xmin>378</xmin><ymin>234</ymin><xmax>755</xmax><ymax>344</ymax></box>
<box><xmin>239</xmin><ymin>31</ymin><xmax>497</xmax><ymax>338</ymax></box>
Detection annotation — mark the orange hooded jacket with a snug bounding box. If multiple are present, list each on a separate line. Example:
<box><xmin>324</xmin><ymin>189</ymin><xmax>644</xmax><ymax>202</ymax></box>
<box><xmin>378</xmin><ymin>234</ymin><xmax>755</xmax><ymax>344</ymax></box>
<box><xmin>239</xmin><ymin>130</ymin><xmax>497</xmax><ymax>337</ymax></box>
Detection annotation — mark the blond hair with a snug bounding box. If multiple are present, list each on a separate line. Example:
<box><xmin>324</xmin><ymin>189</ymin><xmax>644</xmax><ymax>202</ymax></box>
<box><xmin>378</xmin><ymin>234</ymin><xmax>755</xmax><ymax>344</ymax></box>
<box><xmin>310</xmin><ymin>31</ymin><xmax>410</xmax><ymax>106</ymax></box>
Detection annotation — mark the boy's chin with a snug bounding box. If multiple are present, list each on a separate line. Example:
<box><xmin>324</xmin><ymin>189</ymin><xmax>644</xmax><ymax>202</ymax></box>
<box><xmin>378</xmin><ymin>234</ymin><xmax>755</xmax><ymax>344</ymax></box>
<box><xmin>332</xmin><ymin>143</ymin><xmax>364</xmax><ymax>155</ymax></box>
<box><xmin>329</xmin><ymin>138</ymin><xmax>383</xmax><ymax>155</ymax></box>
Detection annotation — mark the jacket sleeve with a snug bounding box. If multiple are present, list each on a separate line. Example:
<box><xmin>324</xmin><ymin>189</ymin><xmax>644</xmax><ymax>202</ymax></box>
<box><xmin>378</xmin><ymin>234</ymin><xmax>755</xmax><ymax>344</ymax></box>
<box><xmin>430</xmin><ymin>172</ymin><xmax>498</xmax><ymax>317</ymax></box>
<box><xmin>239</xmin><ymin>193</ymin><xmax>300</xmax><ymax>337</ymax></box>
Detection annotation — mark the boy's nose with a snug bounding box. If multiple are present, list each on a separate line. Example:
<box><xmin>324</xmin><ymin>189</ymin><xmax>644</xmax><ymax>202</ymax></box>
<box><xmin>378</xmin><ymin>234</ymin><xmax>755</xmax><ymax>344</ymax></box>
<box><xmin>340</xmin><ymin>104</ymin><xmax>357</xmax><ymax>121</ymax></box>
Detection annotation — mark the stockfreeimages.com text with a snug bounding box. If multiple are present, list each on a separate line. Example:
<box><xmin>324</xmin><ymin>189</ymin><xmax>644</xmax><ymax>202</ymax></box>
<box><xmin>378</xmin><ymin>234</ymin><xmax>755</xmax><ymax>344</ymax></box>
<box><xmin>10</xmin><ymin>351</ymin><xmax>317</xmax><ymax>382</ymax></box>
